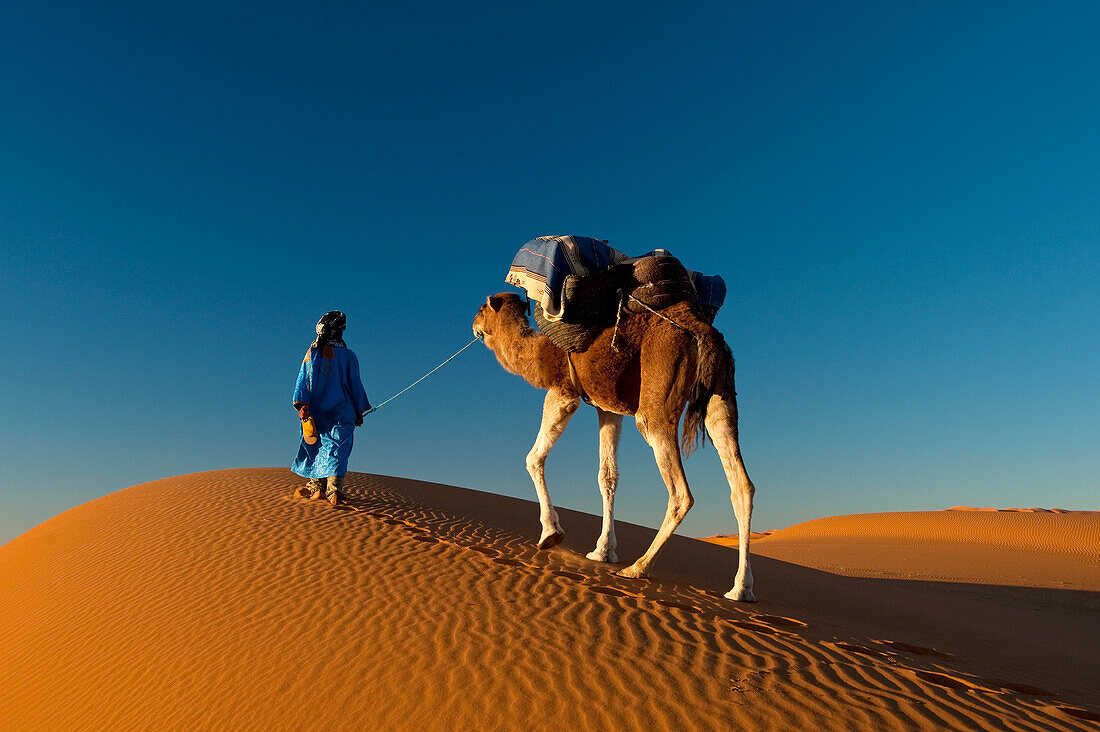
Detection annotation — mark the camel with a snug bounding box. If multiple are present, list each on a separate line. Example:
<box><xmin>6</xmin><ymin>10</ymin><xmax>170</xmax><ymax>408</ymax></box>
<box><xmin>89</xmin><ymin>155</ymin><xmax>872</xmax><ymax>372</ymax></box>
<box><xmin>472</xmin><ymin>290</ymin><xmax>758</xmax><ymax>602</ymax></box>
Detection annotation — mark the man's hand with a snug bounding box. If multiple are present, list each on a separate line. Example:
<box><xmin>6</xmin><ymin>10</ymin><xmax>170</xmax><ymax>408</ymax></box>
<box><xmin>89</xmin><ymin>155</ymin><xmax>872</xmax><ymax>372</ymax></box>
<box><xmin>355</xmin><ymin>413</ymin><xmax>364</xmax><ymax>427</ymax></box>
<box><xmin>296</xmin><ymin>404</ymin><xmax>310</xmax><ymax>420</ymax></box>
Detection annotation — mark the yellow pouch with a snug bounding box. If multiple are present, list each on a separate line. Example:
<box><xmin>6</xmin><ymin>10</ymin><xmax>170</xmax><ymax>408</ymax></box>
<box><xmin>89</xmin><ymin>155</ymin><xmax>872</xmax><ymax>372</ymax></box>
<box><xmin>302</xmin><ymin>416</ymin><xmax>318</xmax><ymax>445</ymax></box>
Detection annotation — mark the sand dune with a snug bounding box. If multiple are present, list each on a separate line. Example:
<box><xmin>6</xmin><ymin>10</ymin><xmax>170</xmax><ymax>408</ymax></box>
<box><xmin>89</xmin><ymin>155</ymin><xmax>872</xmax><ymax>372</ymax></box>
<box><xmin>1</xmin><ymin>470</ymin><xmax>1097</xmax><ymax>730</ymax></box>
<box><xmin>757</xmin><ymin>509</ymin><xmax>1100</xmax><ymax>555</ymax></box>
<box><xmin>705</xmin><ymin>509</ymin><xmax>1100</xmax><ymax>592</ymax></box>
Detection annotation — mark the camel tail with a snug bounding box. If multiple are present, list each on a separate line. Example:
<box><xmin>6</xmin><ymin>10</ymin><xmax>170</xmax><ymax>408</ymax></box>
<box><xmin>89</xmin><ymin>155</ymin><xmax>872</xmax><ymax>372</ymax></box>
<box><xmin>681</xmin><ymin>328</ymin><xmax>734</xmax><ymax>456</ymax></box>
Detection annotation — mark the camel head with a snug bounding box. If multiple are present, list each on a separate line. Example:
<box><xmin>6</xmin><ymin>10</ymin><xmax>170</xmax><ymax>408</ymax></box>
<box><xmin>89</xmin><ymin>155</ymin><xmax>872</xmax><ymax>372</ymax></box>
<box><xmin>473</xmin><ymin>293</ymin><xmax>529</xmax><ymax>346</ymax></box>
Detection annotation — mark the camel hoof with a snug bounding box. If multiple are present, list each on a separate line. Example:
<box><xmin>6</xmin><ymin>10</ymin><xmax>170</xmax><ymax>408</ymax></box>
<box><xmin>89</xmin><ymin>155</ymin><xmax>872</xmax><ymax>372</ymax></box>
<box><xmin>615</xmin><ymin>565</ymin><xmax>647</xmax><ymax>579</ymax></box>
<box><xmin>537</xmin><ymin>530</ymin><xmax>565</xmax><ymax>550</ymax></box>
<box><xmin>724</xmin><ymin>586</ymin><xmax>757</xmax><ymax>603</ymax></box>
<box><xmin>586</xmin><ymin>549</ymin><xmax>618</xmax><ymax>563</ymax></box>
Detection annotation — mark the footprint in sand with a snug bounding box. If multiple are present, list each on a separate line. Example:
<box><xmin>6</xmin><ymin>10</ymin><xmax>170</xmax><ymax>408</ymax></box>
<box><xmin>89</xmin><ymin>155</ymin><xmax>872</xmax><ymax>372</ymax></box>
<box><xmin>469</xmin><ymin>546</ymin><xmax>501</xmax><ymax>557</ymax></box>
<box><xmin>551</xmin><ymin>570</ymin><xmax>586</xmax><ymax>581</ymax></box>
<box><xmin>752</xmin><ymin>613</ymin><xmax>806</xmax><ymax>628</ymax></box>
<box><xmin>914</xmin><ymin>670</ymin><xmax>980</xmax><ymax>690</ymax></box>
<box><xmin>916</xmin><ymin>673</ymin><xmax>1059</xmax><ymax>701</ymax></box>
<box><xmin>831</xmin><ymin>642</ymin><xmax>888</xmax><ymax>658</ymax></box>
<box><xmin>382</xmin><ymin>519</ymin><xmax>404</xmax><ymax>526</ymax></box>
<box><xmin>876</xmin><ymin>640</ymin><xmax>953</xmax><ymax>659</ymax></box>
<box><xmin>410</xmin><ymin>535</ymin><xmax>439</xmax><ymax>544</ymax></box>
<box><xmin>656</xmin><ymin>600</ymin><xmax>704</xmax><ymax>614</ymax></box>
<box><xmin>988</xmin><ymin>681</ymin><xmax>1056</xmax><ymax>698</ymax></box>
<box><xmin>1059</xmin><ymin>707</ymin><xmax>1100</xmax><ymax>723</ymax></box>
<box><xmin>492</xmin><ymin>557</ymin><xmax>531</xmax><ymax>568</ymax></box>
<box><xmin>587</xmin><ymin>585</ymin><xmax>633</xmax><ymax>598</ymax></box>
<box><xmin>727</xmin><ymin>619</ymin><xmax>778</xmax><ymax>635</ymax></box>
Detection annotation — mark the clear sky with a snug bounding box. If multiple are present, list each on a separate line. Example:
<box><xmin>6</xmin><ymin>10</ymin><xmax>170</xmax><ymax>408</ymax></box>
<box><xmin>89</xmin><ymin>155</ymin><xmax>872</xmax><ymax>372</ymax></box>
<box><xmin>2</xmin><ymin>1</ymin><xmax>1097</xmax><ymax>545</ymax></box>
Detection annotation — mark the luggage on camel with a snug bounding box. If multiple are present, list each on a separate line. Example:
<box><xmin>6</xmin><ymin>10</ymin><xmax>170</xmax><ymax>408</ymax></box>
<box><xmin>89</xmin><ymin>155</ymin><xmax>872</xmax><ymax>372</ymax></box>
<box><xmin>506</xmin><ymin>235</ymin><xmax>726</xmax><ymax>352</ymax></box>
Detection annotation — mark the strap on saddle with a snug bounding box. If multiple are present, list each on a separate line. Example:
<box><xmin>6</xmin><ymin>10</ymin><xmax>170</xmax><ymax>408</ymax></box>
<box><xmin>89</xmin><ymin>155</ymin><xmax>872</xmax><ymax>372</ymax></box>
<box><xmin>565</xmin><ymin>352</ymin><xmax>592</xmax><ymax>406</ymax></box>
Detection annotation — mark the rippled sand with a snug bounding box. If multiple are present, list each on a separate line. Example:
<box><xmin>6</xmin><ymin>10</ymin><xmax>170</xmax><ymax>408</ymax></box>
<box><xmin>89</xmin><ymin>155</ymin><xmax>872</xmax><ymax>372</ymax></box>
<box><xmin>1</xmin><ymin>469</ymin><xmax>1097</xmax><ymax>730</ymax></box>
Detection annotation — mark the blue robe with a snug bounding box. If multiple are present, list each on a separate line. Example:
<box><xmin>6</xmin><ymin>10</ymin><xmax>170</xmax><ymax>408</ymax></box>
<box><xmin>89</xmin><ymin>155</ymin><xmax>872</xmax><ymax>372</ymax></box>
<box><xmin>291</xmin><ymin>344</ymin><xmax>371</xmax><ymax>479</ymax></box>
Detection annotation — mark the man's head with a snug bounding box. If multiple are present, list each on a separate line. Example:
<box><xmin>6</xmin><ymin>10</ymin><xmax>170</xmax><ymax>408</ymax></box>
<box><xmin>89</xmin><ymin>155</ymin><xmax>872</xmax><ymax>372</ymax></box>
<box><xmin>316</xmin><ymin>310</ymin><xmax>347</xmax><ymax>342</ymax></box>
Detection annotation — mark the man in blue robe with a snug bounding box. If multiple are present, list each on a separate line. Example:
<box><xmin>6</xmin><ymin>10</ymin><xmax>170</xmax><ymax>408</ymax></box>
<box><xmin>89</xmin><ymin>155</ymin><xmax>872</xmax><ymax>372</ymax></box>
<box><xmin>291</xmin><ymin>311</ymin><xmax>371</xmax><ymax>505</ymax></box>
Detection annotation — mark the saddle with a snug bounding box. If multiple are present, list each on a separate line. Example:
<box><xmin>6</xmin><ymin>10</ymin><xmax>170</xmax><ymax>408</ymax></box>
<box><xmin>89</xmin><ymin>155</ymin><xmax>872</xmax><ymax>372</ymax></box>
<box><xmin>532</xmin><ymin>254</ymin><xmax>721</xmax><ymax>353</ymax></box>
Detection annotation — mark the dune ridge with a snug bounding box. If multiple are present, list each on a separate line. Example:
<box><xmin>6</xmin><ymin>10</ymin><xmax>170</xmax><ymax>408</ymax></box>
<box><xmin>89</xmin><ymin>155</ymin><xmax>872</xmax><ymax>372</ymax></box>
<box><xmin>1</xmin><ymin>469</ymin><xmax>1097</xmax><ymax>730</ymax></box>
<box><xmin>703</xmin><ymin>509</ymin><xmax>1100</xmax><ymax>592</ymax></box>
<box><xmin>758</xmin><ymin>510</ymin><xmax>1100</xmax><ymax>557</ymax></box>
<box><xmin>946</xmin><ymin>507</ymin><xmax>1096</xmax><ymax>514</ymax></box>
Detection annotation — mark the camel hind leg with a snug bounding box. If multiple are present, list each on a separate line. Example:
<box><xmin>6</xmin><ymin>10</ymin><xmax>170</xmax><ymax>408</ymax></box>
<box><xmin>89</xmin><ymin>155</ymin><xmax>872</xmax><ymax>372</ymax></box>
<box><xmin>704</xmin><ymin>391</ymin><xmax>757</xmax><ymax>602</ymax></box>
<box><xmin>527</xmin><ymin>389</ymin><xmax>579</xmax><ymax>549</ymax></box>
<box><xmin>617</xmin><ymin>415</ymin><xmax>693</xmax><ymax>579</ymax></box>
<box><xmin>587</xmin><ymin>408</ymin><xmax>622</xmax><ymax>563</ymax></box>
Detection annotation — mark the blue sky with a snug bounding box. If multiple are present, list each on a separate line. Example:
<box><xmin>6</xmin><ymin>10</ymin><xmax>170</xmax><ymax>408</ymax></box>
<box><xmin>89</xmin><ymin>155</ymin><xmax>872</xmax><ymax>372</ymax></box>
<box><xmin>2</xmin><ymin>1</ymin><xmax>1097</xmax><ymax>545</ymax></box>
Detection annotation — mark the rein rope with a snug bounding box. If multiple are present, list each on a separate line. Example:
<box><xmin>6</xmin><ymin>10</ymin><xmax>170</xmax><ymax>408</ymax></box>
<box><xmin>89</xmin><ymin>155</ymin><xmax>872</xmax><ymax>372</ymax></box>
<box><xmin>363</xmin><ymin>335</ymin><xmax>482</xmax><ymax>416</ymax></box>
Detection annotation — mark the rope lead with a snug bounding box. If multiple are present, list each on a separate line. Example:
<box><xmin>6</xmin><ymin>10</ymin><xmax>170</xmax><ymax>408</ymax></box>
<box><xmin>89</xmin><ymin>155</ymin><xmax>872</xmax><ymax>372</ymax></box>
<box><xmin>363</xmin><ymin>335</ymin><xmax>482</xmax><ymax>416</ymax></box>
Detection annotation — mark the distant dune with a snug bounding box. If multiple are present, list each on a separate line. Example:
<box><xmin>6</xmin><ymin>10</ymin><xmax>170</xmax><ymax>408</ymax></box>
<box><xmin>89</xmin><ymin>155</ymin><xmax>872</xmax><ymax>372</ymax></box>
<box><xmin>703</xmin><ymin>508</ymin><xmax>1100</xmax><ymax>592</ymax></box>
<box><xmin>1</xmin><ymin>469</ymin><xmax>1097</xmax><ymax>730</ymax></box>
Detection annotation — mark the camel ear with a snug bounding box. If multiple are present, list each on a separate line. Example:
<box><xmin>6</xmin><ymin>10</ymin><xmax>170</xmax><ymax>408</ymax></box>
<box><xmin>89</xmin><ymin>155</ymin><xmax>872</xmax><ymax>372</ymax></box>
<box><xmin>488</xmin><ymin>295</ymin><xmax>505</xmax><ymax>312</ymax></box>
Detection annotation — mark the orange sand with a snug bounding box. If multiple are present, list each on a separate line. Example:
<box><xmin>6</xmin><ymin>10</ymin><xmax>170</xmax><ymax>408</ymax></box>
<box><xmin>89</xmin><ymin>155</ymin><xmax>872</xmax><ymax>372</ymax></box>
<box><xmin>1</xmin><ymin>469</ymin><xmax>1098</xmax><ymax>730</ymax></box>
<box><xmin>705</xmin><ymin>509</ymin><xmax>1100</xmax><ymax>591</ymax></box>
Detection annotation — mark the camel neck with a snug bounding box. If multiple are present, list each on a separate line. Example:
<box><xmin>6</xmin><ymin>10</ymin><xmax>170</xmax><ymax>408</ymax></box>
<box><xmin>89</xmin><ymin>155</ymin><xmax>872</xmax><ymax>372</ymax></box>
<box><xmin>488</xmin><ymin>315</ymin><xmax>564</xmax><ymax>389</ymax></box>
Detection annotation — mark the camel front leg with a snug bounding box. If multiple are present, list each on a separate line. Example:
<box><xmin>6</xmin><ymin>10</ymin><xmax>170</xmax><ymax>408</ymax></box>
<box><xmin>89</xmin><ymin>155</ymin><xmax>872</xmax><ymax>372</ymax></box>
<box><xmin>705</xmin><ymin>393</ymin><xmax>757</xmax><ymax>602</ymax></box>
<box><xmin>587</xmin><ymin>408</ymin><xmax>623</xmax><ymax>563</ymax></box>
<box><xmin>617</xmin><ymin>417</ymin><xmax>693</xmax><ymax>579</ymax></box>
<box><xmin>527</xmin><ymin>389</ymin><xmax>580</xmax><ymax>549</ymax></box>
